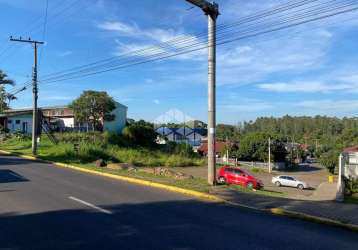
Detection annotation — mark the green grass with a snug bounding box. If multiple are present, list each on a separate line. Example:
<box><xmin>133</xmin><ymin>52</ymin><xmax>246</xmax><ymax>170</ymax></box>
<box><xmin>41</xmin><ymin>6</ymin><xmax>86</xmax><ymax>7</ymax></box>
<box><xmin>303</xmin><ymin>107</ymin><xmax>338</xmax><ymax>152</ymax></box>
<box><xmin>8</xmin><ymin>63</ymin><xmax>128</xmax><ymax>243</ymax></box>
<box><xmin>0</xmin><ymin>136</ymin><xmax>205</xmax><ymax>167</ymax></box>
<box><xmin>1</xmin><ymin>135</ymin><xmax>288</xmax><ymax>197</ymax></box>
<box><xmin>345</xmin><ymin>196</ymin><xmax>358</xmax><ymax>205</ymax></box>
<box><xmin>228</xmin><ymin>185</ymin><xmax>288</xmax><ymax>198</ymax></box>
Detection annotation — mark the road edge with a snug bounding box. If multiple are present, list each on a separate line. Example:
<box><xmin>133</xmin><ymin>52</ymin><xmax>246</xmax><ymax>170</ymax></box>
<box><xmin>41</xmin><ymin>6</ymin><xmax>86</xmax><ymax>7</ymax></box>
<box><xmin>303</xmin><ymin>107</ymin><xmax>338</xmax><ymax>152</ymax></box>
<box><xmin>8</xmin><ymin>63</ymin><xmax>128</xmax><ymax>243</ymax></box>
<box><xmin>1</xmin><ymin>149</ymin><xmax>357</xmax><ymax>233</ymax></box>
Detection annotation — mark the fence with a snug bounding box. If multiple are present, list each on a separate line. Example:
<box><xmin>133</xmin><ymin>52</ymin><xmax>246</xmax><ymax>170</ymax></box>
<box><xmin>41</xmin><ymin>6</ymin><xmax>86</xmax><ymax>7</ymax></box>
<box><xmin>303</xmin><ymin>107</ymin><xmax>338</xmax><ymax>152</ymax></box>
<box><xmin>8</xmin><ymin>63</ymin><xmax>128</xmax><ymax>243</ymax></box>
<box><xmin>216</xmin><ymin>158</ymin><xmax>286</xmax><ymax>170</ymax></box>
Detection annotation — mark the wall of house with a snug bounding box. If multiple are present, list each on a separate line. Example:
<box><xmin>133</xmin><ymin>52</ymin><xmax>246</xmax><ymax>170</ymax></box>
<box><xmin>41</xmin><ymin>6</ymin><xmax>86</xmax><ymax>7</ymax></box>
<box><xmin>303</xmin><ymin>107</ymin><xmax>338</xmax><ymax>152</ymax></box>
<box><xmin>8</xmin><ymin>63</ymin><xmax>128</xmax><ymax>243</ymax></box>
<box><xmin>7</xmin><ymin>114</ymin><xmax>33</xmax><ymax>134</ymax></box>
<box><xmin>60</xmin><ymin>117</ymin><xmax>75</xmax><ymax>127</ymax></box>
<box><xmin>103</xmin><ymin>102</ymin><xmax>128</xmax><ymax>133</ymax></box>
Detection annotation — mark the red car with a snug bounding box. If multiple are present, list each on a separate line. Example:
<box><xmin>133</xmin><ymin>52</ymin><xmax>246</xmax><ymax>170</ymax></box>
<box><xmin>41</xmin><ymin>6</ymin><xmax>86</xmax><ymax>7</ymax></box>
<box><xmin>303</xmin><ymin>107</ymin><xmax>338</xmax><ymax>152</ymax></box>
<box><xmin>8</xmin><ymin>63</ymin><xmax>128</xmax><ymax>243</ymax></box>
<box><xmin>217</xmin><ymin>166</ymin><xmax>263</xmax><ymax>189</ymax></box>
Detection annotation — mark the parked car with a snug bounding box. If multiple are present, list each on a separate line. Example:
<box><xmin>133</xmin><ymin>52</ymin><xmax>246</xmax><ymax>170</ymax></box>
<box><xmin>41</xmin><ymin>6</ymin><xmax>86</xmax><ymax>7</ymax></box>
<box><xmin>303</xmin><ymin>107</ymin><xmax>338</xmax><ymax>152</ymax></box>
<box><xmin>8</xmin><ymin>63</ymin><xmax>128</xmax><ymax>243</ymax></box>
<box><xmin>272</xmin><ymin>175</ymin><xmax>308</xmax><ymax>190</ymax></box>
<box><xmin>217</xmin><ymin>166</ymin><xmax>263</xmax><ymax>189</ymax></box>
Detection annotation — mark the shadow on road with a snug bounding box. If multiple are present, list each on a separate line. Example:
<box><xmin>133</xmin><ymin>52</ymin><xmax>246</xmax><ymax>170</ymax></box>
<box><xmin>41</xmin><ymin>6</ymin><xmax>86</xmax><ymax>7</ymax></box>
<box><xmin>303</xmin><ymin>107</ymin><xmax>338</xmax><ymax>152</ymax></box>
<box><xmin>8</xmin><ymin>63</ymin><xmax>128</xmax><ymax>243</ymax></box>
<box><xmin>0</xmin><ymin>200</ymin><xmax>357</xmax><ymax>250</ymax></box>
<box><xmin>0</xmin><ymin>170</ymin><xmax>29</xmax><ymax>184</ymax></box>
<box><xmin>0</xmin><ymin>156</ymin><xmax>33</xmax><ymax>166</ymax></box>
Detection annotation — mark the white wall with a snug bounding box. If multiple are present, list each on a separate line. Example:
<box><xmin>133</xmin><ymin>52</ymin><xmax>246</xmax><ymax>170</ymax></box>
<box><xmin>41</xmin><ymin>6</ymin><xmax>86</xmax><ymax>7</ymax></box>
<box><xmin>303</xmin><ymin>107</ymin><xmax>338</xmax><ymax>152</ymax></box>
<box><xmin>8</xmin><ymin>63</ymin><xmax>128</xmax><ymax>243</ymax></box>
<box><xmin>61</xmin><ymin>117</ymin><xmax>74</xmax><ymax>127</ymax></box>
<box><xmin>7</xmin><ymin>114</ymin><xmax>33</xmax><ymax>134</ymax></box>
<box><xmin>103</xmin><ymin>102</ymin><xmax>128</xmax><ymax>133</ymax></box>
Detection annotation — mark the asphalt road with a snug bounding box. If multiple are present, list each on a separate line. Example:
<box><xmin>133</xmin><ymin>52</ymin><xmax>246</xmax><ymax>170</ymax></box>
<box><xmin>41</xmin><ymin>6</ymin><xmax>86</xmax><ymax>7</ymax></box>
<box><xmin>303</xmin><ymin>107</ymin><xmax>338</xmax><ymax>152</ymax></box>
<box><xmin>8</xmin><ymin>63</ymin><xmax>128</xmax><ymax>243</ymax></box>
<box><xmin>0</xmin><ymin>154</ymin><xmax>357</xmax><ymax>250</ymax></box>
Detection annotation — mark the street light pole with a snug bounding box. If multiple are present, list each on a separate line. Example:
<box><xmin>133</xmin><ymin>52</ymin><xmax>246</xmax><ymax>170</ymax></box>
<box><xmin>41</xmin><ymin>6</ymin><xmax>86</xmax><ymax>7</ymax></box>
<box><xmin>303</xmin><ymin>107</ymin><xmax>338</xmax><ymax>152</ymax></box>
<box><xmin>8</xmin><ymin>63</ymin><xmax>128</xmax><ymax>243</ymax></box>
<box><xmin>268</xmin><ymin>137</ymin><xmax>271</xmax><ymax>173</ymax></box>
<box><xmin>185</xmin><ymin>0</ymin><xmax>219</xmax><ymax>185</ymax></box>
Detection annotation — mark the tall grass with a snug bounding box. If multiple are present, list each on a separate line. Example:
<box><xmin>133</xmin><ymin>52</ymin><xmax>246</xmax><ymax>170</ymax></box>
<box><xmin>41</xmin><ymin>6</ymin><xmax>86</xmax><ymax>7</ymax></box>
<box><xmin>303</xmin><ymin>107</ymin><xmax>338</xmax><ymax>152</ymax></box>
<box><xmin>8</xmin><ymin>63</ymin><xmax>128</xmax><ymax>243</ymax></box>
<box><xmin>0</xmin><ymin>135</ymin><xmax>206</xmax><ymax>167</ymax></box>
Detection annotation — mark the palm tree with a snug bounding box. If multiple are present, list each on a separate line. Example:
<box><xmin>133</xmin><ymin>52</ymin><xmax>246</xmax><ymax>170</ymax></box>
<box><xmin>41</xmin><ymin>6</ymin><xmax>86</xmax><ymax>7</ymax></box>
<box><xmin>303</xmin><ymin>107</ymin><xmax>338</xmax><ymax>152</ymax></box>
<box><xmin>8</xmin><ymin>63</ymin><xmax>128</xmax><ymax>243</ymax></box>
<box><xmin>0</xmin><ymin>70</ymin><xmax>15</xmax><ymax>112</ymax></box>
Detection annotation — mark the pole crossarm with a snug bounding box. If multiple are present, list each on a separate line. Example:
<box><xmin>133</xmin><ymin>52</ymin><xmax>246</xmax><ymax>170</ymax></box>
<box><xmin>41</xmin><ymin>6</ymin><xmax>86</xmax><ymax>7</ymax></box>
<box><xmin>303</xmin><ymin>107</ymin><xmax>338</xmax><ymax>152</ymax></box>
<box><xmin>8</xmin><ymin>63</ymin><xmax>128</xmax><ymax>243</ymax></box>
<box><xmin>185</xmin><ymin>0</ymin><xmax>219</xmax><ymax>17</ymax></box>
<box><xmin>10</xmin><ymin>36</ymin><xmax>44</xmax><ymax>155</ymax></box>
<box><xmin>10</xmin><ymin>36</ymin><xmax>44</xmax><ymax>45</ymax></box>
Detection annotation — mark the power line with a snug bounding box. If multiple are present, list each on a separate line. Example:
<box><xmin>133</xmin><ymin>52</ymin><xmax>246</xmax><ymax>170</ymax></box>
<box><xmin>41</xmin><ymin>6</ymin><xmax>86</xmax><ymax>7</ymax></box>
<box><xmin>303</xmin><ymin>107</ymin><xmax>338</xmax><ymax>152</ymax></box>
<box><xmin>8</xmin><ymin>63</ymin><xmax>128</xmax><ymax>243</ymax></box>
<box><xmin>36</xmin><ymin>1</ymin><xmax>358</xmax><ymax>84</ymax></box>
<box><xmin>38</xmin><ymin>0</ymin><xmax>321</xmax><ymax>79</ymax></box>
<box><xmin>0</xmin><ymin>0</ymin><xmax>81</xmax><ymax>66</ymax></box>
<box><xmin>10</xmin><ymin>12</ymin><xmax>358</xmax><ymax>99</ymax></box>
<box><xmin>9</xmin><ymin>1</ymin><xmax>358</xmax><ymax>92</ymax></box>
<box><xmin>39</xmin><ymin>0</ymin><xmax>49</xmax><ymax>67</ymax></box>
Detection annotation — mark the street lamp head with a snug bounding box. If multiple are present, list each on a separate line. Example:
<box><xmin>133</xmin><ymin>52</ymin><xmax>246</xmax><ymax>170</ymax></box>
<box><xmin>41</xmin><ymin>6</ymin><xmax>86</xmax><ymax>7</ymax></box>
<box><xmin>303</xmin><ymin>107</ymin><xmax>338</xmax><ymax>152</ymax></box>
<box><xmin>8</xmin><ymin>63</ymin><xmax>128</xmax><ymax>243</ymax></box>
<box><xmin>185</xmin><ymin>0</ymin><xmax>219</xmax><ymax>17</ymax></box>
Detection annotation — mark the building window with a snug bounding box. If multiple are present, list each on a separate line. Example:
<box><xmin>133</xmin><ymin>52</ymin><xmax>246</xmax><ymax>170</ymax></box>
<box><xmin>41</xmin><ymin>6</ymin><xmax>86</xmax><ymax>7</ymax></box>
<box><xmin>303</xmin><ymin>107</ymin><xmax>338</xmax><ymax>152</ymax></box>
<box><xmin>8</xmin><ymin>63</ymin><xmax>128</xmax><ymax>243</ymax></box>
<box><xmin>8</xmin><ymin>120</ymin><xmax>12</xmax><ymax>124</ymax></box>
<box><xmin>16</xmin><ymin>120</ymin><xmax>20</xmax><ymax>124</ymax></box>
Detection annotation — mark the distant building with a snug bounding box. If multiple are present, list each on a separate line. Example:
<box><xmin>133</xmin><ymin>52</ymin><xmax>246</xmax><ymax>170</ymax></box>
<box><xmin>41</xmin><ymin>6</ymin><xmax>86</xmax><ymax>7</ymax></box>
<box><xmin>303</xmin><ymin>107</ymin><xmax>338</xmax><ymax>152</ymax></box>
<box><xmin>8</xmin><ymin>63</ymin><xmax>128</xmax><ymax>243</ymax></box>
<box><xmin>155</xmin><ymin>126</ymin><xmax>207</xmax><ymax>146</ymax></box>
<box><xmin>0</xmin><ymin>101</ymin><xmax>127</xmax><ymax>134</ymax></box>
<box><xmin>341</xmin><ymin>145</ymin><xmax>358</xmax><ymax>182</ymax></box>
<box><xmin>343</xmin><ymin>145</ymin><xmax>358</xmax><ymax>165</ymax></box>
<box><xmin>197</xmin><ymin>141</ymin><xmax>227</xmax><ymax>157</ymax></box>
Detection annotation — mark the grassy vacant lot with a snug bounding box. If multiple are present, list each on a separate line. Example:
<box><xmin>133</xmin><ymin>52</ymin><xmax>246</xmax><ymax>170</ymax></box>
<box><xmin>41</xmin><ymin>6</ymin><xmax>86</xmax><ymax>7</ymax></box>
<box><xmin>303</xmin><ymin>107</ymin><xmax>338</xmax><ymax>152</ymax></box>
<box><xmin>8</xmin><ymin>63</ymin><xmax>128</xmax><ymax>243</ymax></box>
<box><xmin>0</xmin><ymin>134</ymin><xmax>205</xmax><ymax>168</ymax></box>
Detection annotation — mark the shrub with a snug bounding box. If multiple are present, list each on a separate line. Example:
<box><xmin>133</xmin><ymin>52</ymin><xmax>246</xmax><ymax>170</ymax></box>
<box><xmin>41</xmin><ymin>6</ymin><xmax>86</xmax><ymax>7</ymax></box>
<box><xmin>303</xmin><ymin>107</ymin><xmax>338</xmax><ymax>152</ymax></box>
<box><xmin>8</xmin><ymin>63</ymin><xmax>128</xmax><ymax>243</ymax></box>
<box><xmin>122</xmin><ymin>121</ymin><xmax>157</xmax><ymax>148</ymax></box>
<box><xmin>344</xmin><ymin>177</ymin><xmax>358</xmax><ymax>196</ymax></box>
<box><xmin>319</xmin><ymin>150</ymin><xmax>339</xmax><ymax>174</ymax></box>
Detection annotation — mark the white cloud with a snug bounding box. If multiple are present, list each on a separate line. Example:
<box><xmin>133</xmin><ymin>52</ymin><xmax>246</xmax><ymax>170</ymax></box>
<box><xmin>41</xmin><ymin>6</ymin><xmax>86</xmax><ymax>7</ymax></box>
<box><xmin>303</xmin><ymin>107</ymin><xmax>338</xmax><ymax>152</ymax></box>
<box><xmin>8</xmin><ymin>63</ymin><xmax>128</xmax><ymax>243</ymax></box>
<box><xmin>256</xmin><ymin>69</ymin><xmax>358</xmax><ymax>94</ymax></box>
<box><xmin>257</xmin><ymin>81</ymin><xmax>351</xmax><ymax>93</ymax></box>
<box><xmin>98</xmin><ymin>21</ymin><xmax>139</xmax><ymax>36</ymax></box>
<box><xmin>221</xmin><ymin>101</ymin><xmax>273</xmax><ymax>112</ymax></box>
<box><xmin>296</xmin><ymin>100</ymin><xmax>358</xmax><ymax>113</ymax></box>
<box><xmin>114</xmin><ymin>41</ymin><xmax>166</xmax><ymax>57</ymax></box>
<box><xmin>57</xmin><ymin>50</ymin><xmax>73</xmax><ymax>57</ymax></box>
<box><xmin>98</xmin><ymin>20</ymin><xmax>206</xmax><ymax>60</ymax></box>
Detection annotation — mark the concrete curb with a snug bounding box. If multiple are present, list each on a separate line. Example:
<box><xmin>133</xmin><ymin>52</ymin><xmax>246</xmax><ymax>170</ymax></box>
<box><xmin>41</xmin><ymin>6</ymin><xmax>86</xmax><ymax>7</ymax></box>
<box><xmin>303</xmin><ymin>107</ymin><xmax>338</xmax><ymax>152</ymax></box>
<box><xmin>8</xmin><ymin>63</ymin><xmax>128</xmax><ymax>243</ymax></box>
<box><xmin>0</xmin><ymin>150</ymin><xmax>222</xmax><ymax>203</ymax></box>
<box><xmin>1</xmin><ymin>149</ymin><xmax>357</xmax><ymax>232</ymax></box>
<box><xmin>268</xmin><ymin>208</ymin><xmax>358</xmax><ymax>233</ymax></box>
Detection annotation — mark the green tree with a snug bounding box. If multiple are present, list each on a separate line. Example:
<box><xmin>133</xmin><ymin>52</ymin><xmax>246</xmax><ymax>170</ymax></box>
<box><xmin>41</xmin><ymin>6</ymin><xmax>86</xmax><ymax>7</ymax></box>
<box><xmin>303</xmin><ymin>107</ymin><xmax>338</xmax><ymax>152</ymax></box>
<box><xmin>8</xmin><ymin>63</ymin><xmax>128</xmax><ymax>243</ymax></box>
<box><xmin>0</xmin><ymin>70</ymin><xmax>15</xmax><ymax>112</ymax></box>
<box><xmin>70</xmin><ymin>90</ymin><xmax>116</xmax><ymax>131</ymax></box>
<box><xmin>319</xmin><ymin>150</ymin><xmax>339</xmax><ymax>174</ymax></box>
<box><xmin>216</xmin><ymin>124</ymin><xmax>240</xmax><ymax>141</ymax></box>
<box><xmin>236</xmin><ymin>132</ymin><xmax>287</xmax><ymax>162</ymax></box>
<box><xmin>122</xmin><ymin>120</ymin><xmax>157</xmax><ymax>148</ymax></box>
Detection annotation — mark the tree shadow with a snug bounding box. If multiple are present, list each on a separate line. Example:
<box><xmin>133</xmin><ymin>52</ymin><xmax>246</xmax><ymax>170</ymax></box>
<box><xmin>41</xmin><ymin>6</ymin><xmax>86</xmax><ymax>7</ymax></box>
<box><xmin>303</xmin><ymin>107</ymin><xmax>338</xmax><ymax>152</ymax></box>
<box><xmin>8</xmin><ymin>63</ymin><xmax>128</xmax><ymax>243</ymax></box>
<box><xmin>0</xmin><ymin>169</ymin><xmax>29</xmax><ymax>183</ymax></box>
<box><xmin>0</xmin><ymin>200</ymin><xmax>357</xmax><ymax>250</ymax></box>
<box><xmin>280</xmin><ymin>164</ymin><xmax>323</xmax><ymax>173</ymax></box>
<box><xmin>0</xmin><ymin>156</ymin><xmax>32</xmax><ymax>166</ymax></box>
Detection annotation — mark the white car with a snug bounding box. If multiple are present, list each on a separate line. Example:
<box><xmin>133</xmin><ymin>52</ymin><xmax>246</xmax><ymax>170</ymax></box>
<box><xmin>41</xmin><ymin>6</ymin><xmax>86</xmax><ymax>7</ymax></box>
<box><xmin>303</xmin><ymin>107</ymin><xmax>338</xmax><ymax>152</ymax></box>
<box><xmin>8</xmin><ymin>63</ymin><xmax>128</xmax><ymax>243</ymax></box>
<box><xmin>272</xmin><ymin>175</ymin><xmax>308</xmax><ymax>190</ymax></box>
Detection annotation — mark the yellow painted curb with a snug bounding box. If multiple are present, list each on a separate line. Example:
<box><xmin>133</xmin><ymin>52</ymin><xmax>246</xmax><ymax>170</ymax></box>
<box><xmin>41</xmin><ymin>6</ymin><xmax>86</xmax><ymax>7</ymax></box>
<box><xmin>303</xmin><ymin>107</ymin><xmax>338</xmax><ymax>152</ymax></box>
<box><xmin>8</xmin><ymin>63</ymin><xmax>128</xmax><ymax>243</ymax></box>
<box><xmin>1</xmin><ymin>149</ymin><xmax>357</xmax><ymax>232</ymax></box>
<box><xmin>54</xmin><ymin>162</ymin><xmax>223</xmax><ymax>202</ymax></box>
<box><xmin>0</xmin><ymin>149</ymin><xmax>222</xmax><ymax>203</ymax></box>
<box><xmin>269</xmin><ymin>207</ymin><xmax>358</xmax><ymax>233</ymax></box>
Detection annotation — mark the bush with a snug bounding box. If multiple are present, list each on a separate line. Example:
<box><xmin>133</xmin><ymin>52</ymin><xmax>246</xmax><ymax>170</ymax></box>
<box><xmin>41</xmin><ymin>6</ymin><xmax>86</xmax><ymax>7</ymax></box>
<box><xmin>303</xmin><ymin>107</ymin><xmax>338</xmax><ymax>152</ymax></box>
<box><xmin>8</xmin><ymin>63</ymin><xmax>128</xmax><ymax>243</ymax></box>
<box><xmin>0</xmin><ymin>125</ymin><xmax>9</xmax><ymax>134</ymax></box>
<box><xmin>78</xmin><ymin>143</ymin><xmax>111</xmax><ymax>162</ymax></box>
<box><xmin>122</xmin><ymin>121</ymin><xmax>157</xmax><ymax>148</ymax></box>
<box><xmin>319</xmin><ymin>150</ymin><xmax>339</xmax><ymax>173</ymax></box>
<box><xmin>162</xmin><ymin>142</ymin><xmax>195</xmax><ymax>157</ymax></box>
<box><xmin>344</xmin><ymin>177</ymin><xmax>358</xmax><ymax>196</ymax></box>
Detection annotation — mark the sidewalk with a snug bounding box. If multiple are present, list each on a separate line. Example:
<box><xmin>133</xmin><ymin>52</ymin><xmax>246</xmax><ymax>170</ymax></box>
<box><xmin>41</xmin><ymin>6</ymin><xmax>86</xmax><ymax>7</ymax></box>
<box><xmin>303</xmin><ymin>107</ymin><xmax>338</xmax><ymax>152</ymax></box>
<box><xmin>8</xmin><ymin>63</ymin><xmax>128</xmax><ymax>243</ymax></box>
<box><xmin>212</xmin><ymin>187</ymin><xmax>358</xmax><ymax>226</ymax></box>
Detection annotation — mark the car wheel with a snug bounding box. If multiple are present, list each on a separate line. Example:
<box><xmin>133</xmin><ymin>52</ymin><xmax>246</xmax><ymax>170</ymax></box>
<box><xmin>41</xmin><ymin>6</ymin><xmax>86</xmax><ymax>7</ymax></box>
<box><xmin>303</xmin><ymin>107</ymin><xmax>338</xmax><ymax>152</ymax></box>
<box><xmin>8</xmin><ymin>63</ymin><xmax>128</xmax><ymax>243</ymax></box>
<box><xmin>275</xmin><ymin>181</ymin><xmax>281</xmax><ymax>187</ymax></box>
<box><xmin>297</xmin><ymin>184</ymin><xmax>304</xmax><ymax>190</ymax></box>
<box><xmin>246</xmin><ymin>182</ymin><xmax>254</xmax><ymax>189</ymax></box>
<box><xmin>218</xmin><ymin>176</ymin><xmax>226</xmax><ymax>184</ymax></box>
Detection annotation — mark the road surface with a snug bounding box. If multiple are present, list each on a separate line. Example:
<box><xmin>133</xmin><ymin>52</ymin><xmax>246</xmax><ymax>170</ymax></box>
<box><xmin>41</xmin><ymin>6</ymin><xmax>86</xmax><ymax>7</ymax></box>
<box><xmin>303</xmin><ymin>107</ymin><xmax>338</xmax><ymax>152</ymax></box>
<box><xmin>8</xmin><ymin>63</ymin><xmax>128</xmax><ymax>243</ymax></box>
<box><xmin>0</xmin><ymin>154</ymin><xmax>357</xmax><ymax>250</ymax></box>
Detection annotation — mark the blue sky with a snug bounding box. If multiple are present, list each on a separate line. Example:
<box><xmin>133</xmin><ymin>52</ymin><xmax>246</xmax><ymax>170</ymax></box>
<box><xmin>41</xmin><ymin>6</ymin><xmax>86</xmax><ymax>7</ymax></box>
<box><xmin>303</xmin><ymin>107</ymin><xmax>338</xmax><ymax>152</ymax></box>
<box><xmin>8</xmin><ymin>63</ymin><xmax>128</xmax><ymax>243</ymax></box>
<box><xmin>0</xmin><ymin>0</ymin><xmax>358</xmax><ymax>124</ymax></box>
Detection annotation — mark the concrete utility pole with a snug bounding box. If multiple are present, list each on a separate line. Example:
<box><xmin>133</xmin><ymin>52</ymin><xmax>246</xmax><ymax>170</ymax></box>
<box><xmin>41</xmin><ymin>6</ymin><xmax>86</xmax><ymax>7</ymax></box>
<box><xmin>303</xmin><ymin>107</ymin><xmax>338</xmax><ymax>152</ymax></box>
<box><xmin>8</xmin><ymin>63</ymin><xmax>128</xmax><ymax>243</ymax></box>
<box><xmin>268</xmin><ymin>137</ymin><xmax>271</xmax><ymax>173</ymax></box>
<box><xmin>185</xmin><ymin>0</ymin><xmax>219</xmax><ymax>185</ymax></box>
<box><xmin>10</xmin><ymin>36</ymin><xmax>44</xmax><ymax>155</ymax></box>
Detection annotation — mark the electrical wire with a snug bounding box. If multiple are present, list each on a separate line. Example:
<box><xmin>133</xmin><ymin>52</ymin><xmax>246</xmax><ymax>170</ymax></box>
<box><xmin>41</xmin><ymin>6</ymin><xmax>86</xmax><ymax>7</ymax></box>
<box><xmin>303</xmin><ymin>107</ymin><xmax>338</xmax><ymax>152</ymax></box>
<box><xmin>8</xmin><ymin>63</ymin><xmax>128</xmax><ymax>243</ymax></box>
<box><xmin>8</xmin><ymin>0</ymin><xmax>358</xmax><ymax>94</ymax></box>
<box><xmin>36</xmin><ymin>1</ymin><xmax>358</xmax><ymax>84</ymax></box>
